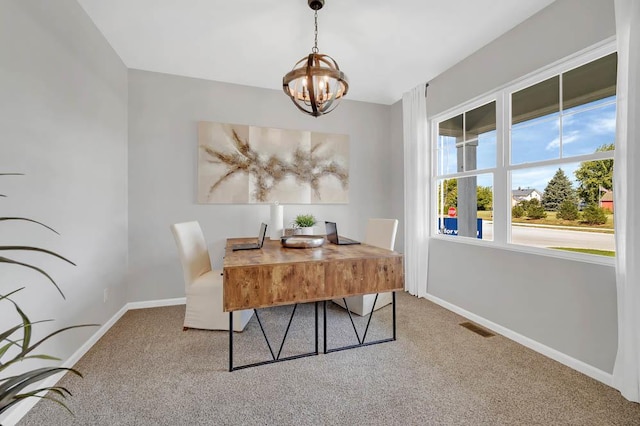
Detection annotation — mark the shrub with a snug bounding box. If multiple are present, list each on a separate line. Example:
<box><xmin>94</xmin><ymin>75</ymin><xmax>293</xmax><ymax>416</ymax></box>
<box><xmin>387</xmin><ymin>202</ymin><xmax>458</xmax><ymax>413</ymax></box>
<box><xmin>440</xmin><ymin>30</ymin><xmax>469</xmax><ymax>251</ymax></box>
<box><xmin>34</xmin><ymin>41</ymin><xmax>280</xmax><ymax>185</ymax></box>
<box><xmin>512</xmin><ymin>205</ymin><xmax>525</xmax><ymax>218</ymax></box>
<box><xmin>526</xmin><ymin>204</ymin><xmax>547</xmax><ymax>219</ymax></box>
<box><xmin>556</xmin><ymin>200</ymin><xmax>579</xmax><ymax>221</ymax></box>
<box><xmin>582</xmin><ymin>203</ymin><xmax>607</xmax><ymax>225</ymax></box>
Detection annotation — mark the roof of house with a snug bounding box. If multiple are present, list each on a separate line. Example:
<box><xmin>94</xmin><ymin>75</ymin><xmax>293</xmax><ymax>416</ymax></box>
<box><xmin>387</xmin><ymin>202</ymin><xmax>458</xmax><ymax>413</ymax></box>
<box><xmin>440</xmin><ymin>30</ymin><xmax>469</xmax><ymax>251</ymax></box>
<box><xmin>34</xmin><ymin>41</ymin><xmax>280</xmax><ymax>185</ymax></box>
<box><xmin>512</xmin><ymin>188</ymin><xmax>541</xmax><ymax>197</ymax></box>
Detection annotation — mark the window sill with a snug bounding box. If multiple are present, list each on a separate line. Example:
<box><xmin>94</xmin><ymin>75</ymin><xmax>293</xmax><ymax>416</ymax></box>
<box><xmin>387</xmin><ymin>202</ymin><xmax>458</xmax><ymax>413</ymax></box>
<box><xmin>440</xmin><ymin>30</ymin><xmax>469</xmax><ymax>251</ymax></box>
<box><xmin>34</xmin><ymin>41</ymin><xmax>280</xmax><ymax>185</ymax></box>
<box><xmin>430</xmin><ymin>234</ymin><xmax>616</xmax><ymax>267</ymax></box>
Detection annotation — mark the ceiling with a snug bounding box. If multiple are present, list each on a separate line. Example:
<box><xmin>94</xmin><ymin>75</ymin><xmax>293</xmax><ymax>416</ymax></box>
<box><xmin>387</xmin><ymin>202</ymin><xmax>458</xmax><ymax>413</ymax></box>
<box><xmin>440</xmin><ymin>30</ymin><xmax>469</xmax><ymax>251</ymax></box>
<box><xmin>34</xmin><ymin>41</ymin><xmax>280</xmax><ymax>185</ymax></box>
<box><xmin>76</xmin><ymin>0</ymin><xmax>556</xmax><ymax>105</ymax></box>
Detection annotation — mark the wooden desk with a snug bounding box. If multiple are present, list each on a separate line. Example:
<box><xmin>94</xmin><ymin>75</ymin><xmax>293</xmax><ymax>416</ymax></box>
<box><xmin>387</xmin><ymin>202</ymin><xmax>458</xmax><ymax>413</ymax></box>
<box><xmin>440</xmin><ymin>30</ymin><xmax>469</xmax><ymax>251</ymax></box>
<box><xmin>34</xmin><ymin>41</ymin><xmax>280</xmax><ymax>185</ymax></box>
<box><xmin>223</xmin><ymin>238</ymin><xmax>404</xmax><ymax>371</ymax></box>
<box><xmin>223</xmin><ymin>238</ymin><xmax>404</xmax><ymax>311</ymax></box>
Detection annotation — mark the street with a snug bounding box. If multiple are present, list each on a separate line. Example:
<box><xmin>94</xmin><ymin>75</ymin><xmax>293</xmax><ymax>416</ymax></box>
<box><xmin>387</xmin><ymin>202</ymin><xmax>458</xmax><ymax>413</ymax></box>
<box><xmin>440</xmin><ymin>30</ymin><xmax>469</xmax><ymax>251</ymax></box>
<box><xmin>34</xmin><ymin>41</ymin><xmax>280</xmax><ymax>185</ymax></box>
<box><xmin>480</xmin><ymin>222</ymin><xmax>615</xmax><ymax>251</ymax></box>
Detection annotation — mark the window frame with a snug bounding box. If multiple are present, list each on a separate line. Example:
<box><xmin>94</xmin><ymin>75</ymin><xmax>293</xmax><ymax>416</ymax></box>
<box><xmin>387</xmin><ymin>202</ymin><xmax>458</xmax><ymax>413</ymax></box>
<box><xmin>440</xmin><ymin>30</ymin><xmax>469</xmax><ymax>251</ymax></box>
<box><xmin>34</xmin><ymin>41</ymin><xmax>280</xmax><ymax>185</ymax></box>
<box><xmin>430</xmin><ymin>39</ymin><xmax>617</xmax><ymax>266</ymax></box>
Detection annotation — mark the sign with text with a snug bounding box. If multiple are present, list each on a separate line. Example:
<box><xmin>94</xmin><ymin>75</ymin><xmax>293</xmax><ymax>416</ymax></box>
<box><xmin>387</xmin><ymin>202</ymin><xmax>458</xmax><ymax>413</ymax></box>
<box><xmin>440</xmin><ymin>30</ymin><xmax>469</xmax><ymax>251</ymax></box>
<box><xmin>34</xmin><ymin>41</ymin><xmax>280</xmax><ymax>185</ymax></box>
<box><xmin>437</xmin><ymin>218</ymin><xmax>483</xmax><ymax>239</ymax></box>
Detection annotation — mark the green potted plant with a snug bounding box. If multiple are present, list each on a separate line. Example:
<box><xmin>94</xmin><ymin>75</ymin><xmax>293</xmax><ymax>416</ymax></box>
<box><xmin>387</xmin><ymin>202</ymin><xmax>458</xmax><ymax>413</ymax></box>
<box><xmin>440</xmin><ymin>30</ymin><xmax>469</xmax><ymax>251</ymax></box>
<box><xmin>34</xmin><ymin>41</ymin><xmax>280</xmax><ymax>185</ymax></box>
<box><xmin>0</xmin><ymin>173</ymin><xmax>94</xmax><ymax>418</ymax></box>
<box><xmin>293</xmin><ymin>214</ymin><xmax>317</xmax><ymax>235</ymax></box>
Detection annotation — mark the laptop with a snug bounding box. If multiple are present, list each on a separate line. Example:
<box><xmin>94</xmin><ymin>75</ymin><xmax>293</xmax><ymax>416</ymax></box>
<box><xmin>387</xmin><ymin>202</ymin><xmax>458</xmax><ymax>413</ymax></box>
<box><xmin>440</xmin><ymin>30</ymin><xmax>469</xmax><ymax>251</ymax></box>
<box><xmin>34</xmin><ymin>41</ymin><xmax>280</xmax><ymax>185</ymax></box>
<box><xmin>324</xmin><ymin>221</ymin><xmax>360</xmax><ymax>245</ymax></box>
<box><xmin>232</xmin><ymin>223</ymin><xmax>268</xmax><ymax>251</ymax></box>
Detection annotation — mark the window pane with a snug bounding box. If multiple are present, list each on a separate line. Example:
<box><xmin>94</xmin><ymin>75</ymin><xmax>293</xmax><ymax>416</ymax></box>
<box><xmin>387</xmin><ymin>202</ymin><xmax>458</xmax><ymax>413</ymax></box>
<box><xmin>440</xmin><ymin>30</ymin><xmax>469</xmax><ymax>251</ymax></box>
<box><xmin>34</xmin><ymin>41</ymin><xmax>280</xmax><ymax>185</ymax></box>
<box><xmin>437</xmin><ymin>135</ymin><xmax>457</xmax><ymax>175</ymax></box>
<box><xmin>562</xmin><ymin>100</ymin><xmax>616</xmax><ymax>157</ymax></box>
<box><xmin>436</xmin><ymin>174</ymin><xmax>493</xmax><ymax>241</ymax></box>
<box><xmin>563</xmin><ymin>53</ymin><xmax>617</xmax><ymax>113</ymax></box>
<box><xmin>510</xmin><ymin>161</ymin><xmax>615</xmax><ymax>256</ymax></box>
<box><xmin>511</xmin><ymin>76</ymin><xmax>560</xmax><ymax>165</ymax></box>
<box><xmin>512</xmin><ymin>76</ymin><xmax>559</xmax><ymax>125</ymax></box>
<box><xmin>465</xmin><ymin>101</ymin><xmax>496</xmax><ymax>171</ymax></box>
<box><xmin>438</xmin><ymin>115</ymin><xmax>462</xmax><ymax>175</ymax></box>
<box><xmin>511</xmin><ymin>116</ymin><xmax>560</xmax><ymax>164</ymax></box>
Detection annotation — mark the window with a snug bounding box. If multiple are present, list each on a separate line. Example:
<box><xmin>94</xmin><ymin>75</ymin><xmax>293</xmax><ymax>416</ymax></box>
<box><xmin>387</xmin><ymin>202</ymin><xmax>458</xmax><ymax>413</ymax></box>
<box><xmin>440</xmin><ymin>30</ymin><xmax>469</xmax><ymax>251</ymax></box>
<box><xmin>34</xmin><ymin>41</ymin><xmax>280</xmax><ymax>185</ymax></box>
<box><xmin>435</xmin><ymin>101</ymin><xmax>496</xmax><ymax>241</ymax></box>
<box><xmin>432</xmin><ymin>46</ymin><xmax>617</xmax><ymax>260</ymax></box>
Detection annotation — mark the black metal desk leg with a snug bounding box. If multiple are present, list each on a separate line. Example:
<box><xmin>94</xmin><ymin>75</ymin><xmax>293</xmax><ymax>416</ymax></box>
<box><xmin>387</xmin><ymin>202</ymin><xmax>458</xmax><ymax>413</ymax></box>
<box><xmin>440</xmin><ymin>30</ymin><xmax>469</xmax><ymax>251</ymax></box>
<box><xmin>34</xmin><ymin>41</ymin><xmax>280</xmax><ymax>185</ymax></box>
<box><xmin>315</xmin><ymin>302</ymin><xmax>319</xmax><ymax>354</ymax></box>
<box><xmin>323</xmin><ymin>301</ymin><xmax>327</xmax><ymax>354</ymax></box>
<box><xmin>229</xmin><ymin>312</ymin><xmax>233</xmax><ymax>372</ymax></box>
<box><xmin>392</xmin><ymin>291</ymin><xmax>397</xmax><ymax>341</ymax></box>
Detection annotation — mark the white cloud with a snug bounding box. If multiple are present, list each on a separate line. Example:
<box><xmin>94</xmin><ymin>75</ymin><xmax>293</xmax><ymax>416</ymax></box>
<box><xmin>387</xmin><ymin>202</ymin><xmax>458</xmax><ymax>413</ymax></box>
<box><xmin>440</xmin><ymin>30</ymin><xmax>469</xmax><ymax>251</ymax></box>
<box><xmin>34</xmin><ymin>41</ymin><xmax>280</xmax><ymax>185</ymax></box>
<box><xmin>588</xmin><ymin>115</ymin><xmax>616</xmax><ymax>134</ymax></box>
<box><xmin>545</xmin><ymin>130</ymin><xmax>580</xmax><ymax>150</ymax></box>
<box><xmin>546</xmin><ymin>136</ymin><xmax>560</xmax><ymax>150</ymax></box>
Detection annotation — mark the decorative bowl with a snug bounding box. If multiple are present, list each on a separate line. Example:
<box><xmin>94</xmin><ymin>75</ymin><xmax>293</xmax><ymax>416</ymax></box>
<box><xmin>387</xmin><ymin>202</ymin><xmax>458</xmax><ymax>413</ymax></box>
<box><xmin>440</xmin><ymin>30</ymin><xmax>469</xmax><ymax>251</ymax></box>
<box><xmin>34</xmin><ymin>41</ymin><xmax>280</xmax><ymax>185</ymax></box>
<box><xmin>281</xmin><ymin>235</ymin><xmax>325</xmax><ymax>248</ymax></box>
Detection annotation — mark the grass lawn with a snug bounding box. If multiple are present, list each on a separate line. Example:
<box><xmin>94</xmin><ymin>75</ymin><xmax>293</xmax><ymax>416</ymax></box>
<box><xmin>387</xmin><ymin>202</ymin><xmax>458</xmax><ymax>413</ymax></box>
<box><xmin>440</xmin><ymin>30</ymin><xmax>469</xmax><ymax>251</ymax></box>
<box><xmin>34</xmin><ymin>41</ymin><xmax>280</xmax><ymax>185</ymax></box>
<box><xmin>474</xmin><ymin>210</ymin><xmax>614</xmax><ymax>232</ymax></box>
<box><xmin>551</xmin><ymin>247</ymin><xmax>616</xmax><ymax>257</ymax></box>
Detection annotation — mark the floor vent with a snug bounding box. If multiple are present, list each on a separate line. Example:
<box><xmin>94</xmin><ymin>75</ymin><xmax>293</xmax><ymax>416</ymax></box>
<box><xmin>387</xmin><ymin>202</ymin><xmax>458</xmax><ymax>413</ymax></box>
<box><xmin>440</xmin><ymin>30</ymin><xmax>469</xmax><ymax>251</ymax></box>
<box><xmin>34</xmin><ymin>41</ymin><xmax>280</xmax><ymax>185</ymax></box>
<box><xmin>460</xmin><ymin>322</ymin><xmax>495</xmax><ymax>338</ymax></box>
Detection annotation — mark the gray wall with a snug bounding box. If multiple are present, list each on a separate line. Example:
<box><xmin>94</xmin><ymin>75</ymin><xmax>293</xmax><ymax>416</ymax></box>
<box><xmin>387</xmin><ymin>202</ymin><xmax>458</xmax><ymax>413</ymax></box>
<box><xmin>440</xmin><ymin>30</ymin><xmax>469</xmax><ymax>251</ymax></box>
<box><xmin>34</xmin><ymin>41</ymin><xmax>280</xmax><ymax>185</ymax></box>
<box><xmin>0</xmin><ymin>0</ymin><xmax>128</xmax><ymax>409</ymax></box>
<box><xmin>408</xmin><ymin>0</ymin><xmax>618</xmax><ymax>373</ymax></box>
<box><xmin>127</xmin><ymin>70</ymin><xmax>393</xmax><ymax>302</ymax></box>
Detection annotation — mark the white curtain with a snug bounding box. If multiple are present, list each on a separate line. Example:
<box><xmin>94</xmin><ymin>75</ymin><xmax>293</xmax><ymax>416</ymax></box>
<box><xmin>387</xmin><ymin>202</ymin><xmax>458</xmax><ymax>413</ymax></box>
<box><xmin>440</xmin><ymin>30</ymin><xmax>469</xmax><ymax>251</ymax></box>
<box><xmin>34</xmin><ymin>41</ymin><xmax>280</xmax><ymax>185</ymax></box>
<box><xmin>612</xmin><ymin>0</ymin><xmax>640</xmax><ymax>403</ymax></box>
<box><xmin>402</xmin><ymin>85</ymin><xmax>430</xmax><ymax>298</ymax></box>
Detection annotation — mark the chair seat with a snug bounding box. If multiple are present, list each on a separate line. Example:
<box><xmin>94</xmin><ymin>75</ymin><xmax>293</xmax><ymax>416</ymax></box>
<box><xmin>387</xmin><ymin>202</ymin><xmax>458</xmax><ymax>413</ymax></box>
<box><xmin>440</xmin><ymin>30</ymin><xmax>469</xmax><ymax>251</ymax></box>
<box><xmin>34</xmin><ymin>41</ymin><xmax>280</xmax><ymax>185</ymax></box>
<box><xmin>171</xmin><ymin>221</ymin><xmax>253</xmax><ymax>332</ymax></box>
<box><xmin>184</xmin><ymin>269</ymin><xmax>253</xmax><ymax>332</ymax></box>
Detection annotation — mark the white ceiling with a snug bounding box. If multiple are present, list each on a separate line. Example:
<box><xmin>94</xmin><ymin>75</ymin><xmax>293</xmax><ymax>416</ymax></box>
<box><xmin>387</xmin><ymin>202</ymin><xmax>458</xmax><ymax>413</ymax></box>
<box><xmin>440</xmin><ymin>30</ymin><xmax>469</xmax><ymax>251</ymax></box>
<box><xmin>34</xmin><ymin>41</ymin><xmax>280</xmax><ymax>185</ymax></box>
<box><xmin>77</xmin><ymin>0</ymin><xmax>556</xmax><ymax>105</ymax></box>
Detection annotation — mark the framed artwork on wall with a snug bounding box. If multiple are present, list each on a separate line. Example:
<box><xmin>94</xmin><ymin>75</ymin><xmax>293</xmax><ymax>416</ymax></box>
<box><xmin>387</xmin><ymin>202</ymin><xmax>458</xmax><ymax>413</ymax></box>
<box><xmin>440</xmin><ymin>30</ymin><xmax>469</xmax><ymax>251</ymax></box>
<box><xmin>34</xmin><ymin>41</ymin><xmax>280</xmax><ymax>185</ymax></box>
<box><xmin>197</xmin><ymin>121</ymin><xmax>349</xmax><ymax>204</ymax></box>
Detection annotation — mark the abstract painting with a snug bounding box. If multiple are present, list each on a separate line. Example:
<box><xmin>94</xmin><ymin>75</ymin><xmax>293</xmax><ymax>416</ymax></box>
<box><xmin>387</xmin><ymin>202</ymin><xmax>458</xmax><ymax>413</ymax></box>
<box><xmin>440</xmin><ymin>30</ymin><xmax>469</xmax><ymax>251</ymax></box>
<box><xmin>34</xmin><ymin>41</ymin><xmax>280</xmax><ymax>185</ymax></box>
<box><xmin>197</xmin><ymin>121</ymin><xmax>349</xmax><ymax>204</ymax></box>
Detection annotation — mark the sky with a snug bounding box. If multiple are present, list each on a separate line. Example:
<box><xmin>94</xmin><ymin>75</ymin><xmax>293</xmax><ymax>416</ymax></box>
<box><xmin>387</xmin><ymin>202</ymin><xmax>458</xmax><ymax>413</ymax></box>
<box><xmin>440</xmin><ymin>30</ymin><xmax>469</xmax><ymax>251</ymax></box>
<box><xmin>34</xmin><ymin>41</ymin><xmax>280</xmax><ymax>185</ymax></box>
<box><xmin>437</xmin><ymin>96</ymin><xmax>616</xmax><ymax>192</ymax></box>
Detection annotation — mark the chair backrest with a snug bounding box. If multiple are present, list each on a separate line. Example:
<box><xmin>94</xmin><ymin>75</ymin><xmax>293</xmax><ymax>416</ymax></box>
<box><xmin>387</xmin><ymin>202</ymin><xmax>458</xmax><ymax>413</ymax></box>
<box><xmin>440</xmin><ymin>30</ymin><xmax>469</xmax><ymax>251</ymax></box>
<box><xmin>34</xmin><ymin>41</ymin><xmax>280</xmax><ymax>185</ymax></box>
<box><xmin>170</xmin><ymin>221</ymin><xmax>212</xmax><ymax>286</ymax></box>
<box><xmin>364</xmin><ymin>218</ymin><xmax>398</xmax><ymax>250</ymax></box>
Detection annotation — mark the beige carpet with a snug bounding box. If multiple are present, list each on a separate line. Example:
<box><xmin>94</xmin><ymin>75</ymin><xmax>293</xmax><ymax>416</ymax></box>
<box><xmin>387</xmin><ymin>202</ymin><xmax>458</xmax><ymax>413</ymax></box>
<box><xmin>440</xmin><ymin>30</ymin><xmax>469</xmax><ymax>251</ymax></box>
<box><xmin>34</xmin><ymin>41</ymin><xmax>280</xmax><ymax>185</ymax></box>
<box><xmin>18</xmin><ymin>292</ymin><xmax>640</xmax><ymax>425</ymax></box>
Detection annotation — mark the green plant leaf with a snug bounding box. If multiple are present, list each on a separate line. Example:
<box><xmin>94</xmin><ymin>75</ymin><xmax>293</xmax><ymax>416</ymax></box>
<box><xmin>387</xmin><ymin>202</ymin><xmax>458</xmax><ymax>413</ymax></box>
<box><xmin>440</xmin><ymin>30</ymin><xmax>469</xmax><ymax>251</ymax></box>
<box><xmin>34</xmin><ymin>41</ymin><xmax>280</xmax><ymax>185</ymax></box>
<box><xmin>0</xmin><ymin>217</ymin><xmax>60</xmax><ymax>235</ymax></box>
<box><xmin>0</xmin><ymin>256</ymin><xmax>65</xmax><ymax>298</ymax></box>
<box><xmin>6</xmin><ymin>387</ymin><xmax>74</xmax><ymax>415</ymax></box>
<box><xmin>0</xmin><ymin>246</ymin><xmax>75</xmax><ymax>265</ymax></box>
<box><xmin>0</xmin><ymin>367</ymin><xmax>81</xmax><ymax>415</ymax></box>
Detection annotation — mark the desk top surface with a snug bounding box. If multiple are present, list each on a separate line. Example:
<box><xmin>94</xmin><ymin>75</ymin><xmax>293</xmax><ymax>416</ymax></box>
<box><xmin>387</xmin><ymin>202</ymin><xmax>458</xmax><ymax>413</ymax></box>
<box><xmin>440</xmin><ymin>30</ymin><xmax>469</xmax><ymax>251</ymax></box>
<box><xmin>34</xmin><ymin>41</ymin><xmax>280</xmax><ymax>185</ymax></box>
<box><xmin>224</xmin><ymin>238</ymin><xmax>401</xmax><ymax>268</ymax></box>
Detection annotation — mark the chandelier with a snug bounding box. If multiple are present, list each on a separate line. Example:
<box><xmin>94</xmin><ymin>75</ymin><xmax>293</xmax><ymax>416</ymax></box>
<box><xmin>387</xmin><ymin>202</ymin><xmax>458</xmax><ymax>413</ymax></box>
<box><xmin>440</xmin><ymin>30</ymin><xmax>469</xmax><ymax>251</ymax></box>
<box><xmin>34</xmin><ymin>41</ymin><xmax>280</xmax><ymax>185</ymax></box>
<box><xmin>282</xmin><ymin>0</ymin><xmax>349</xmax><ymax>117</ymax></box>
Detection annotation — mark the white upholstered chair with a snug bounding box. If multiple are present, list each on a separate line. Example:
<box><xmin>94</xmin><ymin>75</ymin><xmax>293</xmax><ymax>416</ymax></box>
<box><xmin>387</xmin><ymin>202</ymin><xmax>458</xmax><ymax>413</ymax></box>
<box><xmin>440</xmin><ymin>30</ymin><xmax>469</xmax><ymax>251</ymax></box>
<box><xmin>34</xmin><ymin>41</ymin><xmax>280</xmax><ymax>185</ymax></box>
<box><xmin>333</xmin><ymin>218</ymin><xmax>399</xmax><ymax>316</ymax></box>
<box><xmin>170</xmin><ymin>221</ymin><xmax>253</xmax><ymax>332</ymax></box>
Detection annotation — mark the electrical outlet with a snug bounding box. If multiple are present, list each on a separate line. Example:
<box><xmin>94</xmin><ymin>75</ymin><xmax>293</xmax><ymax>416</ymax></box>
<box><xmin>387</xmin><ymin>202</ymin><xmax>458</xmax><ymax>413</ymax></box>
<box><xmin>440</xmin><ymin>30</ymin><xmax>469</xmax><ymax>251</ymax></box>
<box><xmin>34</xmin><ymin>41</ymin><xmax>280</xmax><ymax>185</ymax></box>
<box><xmin>103</xmin><ymin>288</ymin><xmax>109</xmax><ymax>303</ymax></box>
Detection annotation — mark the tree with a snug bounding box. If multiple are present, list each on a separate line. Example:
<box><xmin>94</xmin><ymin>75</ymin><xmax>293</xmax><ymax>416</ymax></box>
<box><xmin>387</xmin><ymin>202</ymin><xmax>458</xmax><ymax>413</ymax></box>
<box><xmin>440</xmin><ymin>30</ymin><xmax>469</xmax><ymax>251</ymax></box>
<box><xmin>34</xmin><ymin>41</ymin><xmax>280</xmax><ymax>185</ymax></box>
<box><xmin>437</xmin><ymin>179</ymin><xmax>493</xmax><ymax>212</ymax></box>
<box><xmin>477</xmin><ymin>186</ymin><xmax>493</xmax><ymax>211</ymax></box>
<box><xmin>582</xmin><ymin>203</ymin><xmax>608</xmax><ymax>225</ymax></box>
<box><xmin>574</xmin><ymin>143</ymin><xmax>614</xmax><ymax>205</ymax></box>
<box><xmin>438</xmin><ymin>179</ymin><xmax>458</xmax><ymax>211</ymax></box>
<box><xmin>512</xmin><ymin>204</ymin><xmax>525</xmax><ymax>218</ymax></box>
<box><xmin>526</xmin><ymin>201</ymin><xmax>547</xmax><ymax>220</ymax></box>
<box><xmin>515</xmin><ymin>198</ymin><xmax>547</xmax><ymax>219</ymax></box>
<box><xmin>542</xmin><ymin>168</ymin><xmax>576</xmax><ymax>211</ymax></box>
<box><xmin>556</xmin><ymin>199</ymin><xmax>579</xmax><ymax>221</ymax></box>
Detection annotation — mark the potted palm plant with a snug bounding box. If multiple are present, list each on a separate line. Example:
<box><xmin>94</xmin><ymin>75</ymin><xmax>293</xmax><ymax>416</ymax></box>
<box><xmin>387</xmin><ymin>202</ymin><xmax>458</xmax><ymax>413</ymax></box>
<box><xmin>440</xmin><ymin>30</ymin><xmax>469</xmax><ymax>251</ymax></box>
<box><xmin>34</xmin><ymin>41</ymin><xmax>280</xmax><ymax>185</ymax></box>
<box><xmin>0</xmin><ymin>173</ymin><xmax>94</xmax><ymax>419</ymax></box>
<box><xmin>293</xmin><ymin>214</ymin><xmax>317</xmax><ymax>235</ymax></box>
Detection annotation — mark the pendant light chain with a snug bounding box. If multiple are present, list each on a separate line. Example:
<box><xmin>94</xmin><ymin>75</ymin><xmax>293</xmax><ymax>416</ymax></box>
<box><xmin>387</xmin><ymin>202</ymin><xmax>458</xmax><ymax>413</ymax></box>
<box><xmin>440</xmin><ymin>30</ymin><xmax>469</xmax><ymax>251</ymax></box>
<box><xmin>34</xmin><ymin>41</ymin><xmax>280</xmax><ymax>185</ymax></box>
<box><xmin>312</xmin><ymin>10</ymin><xmax>319</xmax><ymax>53</ymax></box>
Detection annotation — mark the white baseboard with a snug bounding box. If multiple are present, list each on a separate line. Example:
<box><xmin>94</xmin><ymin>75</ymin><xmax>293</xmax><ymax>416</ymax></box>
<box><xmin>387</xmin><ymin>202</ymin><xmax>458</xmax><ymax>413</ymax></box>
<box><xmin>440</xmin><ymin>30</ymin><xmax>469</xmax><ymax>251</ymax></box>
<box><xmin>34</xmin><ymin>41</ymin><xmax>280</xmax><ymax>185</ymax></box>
<box><xmin>127</xmin><ymin>297</ymin><xmax>186</xmax><ymax>310</ymax></box>
<box><xmin>424</xmin><ymin>293</ymin><xmax>613</xmax><ymax>387</ymax></box>
<box><xmin>1</xmin><ymin>298</ymin><xmax>185</xmax><ymax>426</ymax></box>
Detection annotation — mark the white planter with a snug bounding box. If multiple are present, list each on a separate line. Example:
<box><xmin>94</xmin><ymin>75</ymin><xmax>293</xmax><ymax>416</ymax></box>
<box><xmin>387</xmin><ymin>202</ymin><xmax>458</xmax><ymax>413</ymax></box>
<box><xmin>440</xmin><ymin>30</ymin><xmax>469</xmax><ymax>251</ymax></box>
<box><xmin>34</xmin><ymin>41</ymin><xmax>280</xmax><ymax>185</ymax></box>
<box><xmin>295</xmin><ymin>226</ymin><xmax>315</xmax><ymax>235</ymax></box>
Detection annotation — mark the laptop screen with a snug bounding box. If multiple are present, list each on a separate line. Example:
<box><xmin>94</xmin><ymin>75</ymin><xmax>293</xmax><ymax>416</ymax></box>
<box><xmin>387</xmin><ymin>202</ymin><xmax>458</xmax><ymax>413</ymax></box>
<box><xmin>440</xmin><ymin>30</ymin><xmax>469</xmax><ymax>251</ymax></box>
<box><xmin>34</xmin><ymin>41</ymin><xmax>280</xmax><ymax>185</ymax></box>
<box><xmin>324</xmin><ymin>221</ymin><xmax>339</xmax><ymax>244</ymax></box>
<box><xmin>257</xmin><ymin>222</ymin><xmax>268</xmax><ymax>247</ymax></box>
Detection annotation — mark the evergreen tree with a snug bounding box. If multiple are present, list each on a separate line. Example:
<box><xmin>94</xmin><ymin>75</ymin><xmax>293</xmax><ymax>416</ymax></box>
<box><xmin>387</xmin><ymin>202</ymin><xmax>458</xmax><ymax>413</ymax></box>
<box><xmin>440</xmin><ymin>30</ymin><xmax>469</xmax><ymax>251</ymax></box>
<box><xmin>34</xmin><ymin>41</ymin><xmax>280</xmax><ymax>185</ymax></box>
<box><xmin>542</xmin><ymin>168</ymin><xmax>576</xmax><ymax>211</ymax></box>
<box><xmin>582</xmin><ymin>203</ymin><xmax>608</xmax><ymax>225</ymax></box>
<box><xmin>525</xmin><ymin>199</ymin><xmax>547</xmax><ymax>219</ymax></box>
<box><xmin>557</xmin><ymin>199</ymin><xmax>579</xmax><ymax>221</ymax></box>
